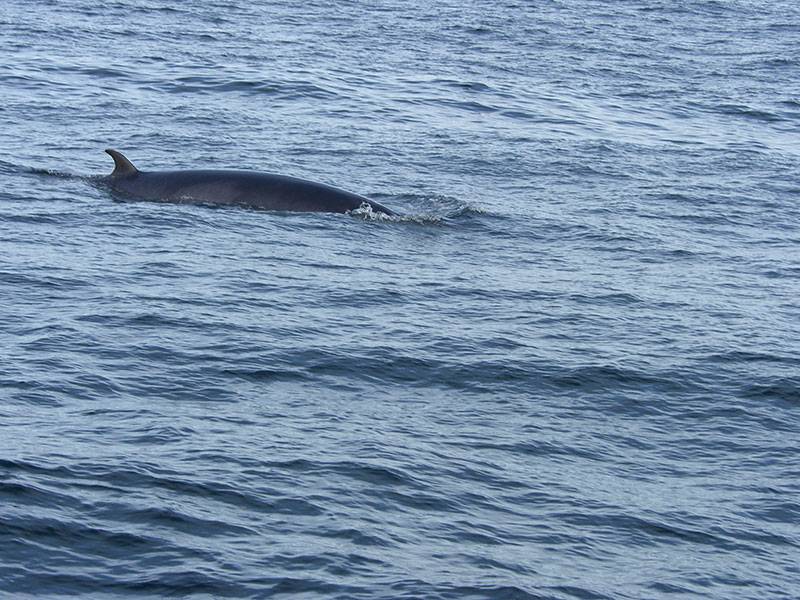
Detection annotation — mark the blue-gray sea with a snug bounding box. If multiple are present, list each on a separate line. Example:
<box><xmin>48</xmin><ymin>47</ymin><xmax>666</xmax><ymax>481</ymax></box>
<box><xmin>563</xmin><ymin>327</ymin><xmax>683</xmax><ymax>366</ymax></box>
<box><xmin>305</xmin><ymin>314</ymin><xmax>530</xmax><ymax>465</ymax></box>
<box><xmin>2</xmin><ymin>1</ymin><xmax>799</xmax><ymax>598</ymax></box>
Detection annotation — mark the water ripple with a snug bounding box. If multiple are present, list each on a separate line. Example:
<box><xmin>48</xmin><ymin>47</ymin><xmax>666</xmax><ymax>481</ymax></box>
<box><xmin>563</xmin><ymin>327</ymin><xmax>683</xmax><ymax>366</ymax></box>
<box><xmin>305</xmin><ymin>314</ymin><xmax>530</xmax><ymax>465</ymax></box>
<box><xmin>2</xmin><ymin>0</ymin><xmax>799</xmax><ymax>598</ymax></box>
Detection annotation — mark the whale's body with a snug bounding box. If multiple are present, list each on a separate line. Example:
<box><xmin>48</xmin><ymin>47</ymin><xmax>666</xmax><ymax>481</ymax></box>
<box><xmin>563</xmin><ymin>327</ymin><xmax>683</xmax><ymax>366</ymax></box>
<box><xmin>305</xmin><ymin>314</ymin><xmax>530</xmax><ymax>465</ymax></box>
<box><xmin>101</xmin><ymin>149</ymin><xmax>395</xmax><ymax>215</ymax></box>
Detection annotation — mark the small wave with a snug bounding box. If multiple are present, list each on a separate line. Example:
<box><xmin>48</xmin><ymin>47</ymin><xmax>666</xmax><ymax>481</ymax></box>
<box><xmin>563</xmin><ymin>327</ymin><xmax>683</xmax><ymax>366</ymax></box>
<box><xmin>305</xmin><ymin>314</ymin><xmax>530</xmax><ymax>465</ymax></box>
<box><xmin>759</xmin><ymin>57</ymin><xmax>797</xmax><ymax>68</ymax></box>
<box><xmin>108</xmin><ymin>505</ymin><xmax>253</xmax><ymax>537</ymax></box>
<box><xmin>445</xmin><ymin>24</ymin><xmax>496</xmax><ymax>36</ymax></box>
<box><xmin>391</xmin><ymin>581</ymin><xmax>549</xmax><ymax>600</ymax></box>
<box><xmin>0</xmin><ymin>270</ymin><xmax>89</xmax><ymax>290</ymax></box>
<box><xmin>445</xmin><ymin>80</ymin><xmax>494</xmax><ymax>92</ymax></box>
<box><xmin>268</xmin><ymin>347</ymin><xmax>702</xmax><ymax>401</ymax></box>
<box><xmin>151</xmin><ymin>76</ymin><xmax>338</xmax><ymax>100</ymax></box>
<box><xmin>0</xmin><ymin>212</ymin><xmax>63</xmax><ymax>225</ymax></box>
<box><xmin>567</xmin><ymin>292</ymin><xmax>644</xmax><ymax>306</ymax></box>
<box><xmin>222</xmin><ymin>367</ymin><xmax>307</xmax><ymax>383</ymax></box>
<box><xmin>742</xmin><ymin>378</ymin><xmax>800</xmax><ymax>405</ymax></box>
<box><xmin>56</xmin><ymin>65</ymin><xmax>134</xmax><ymax>80</ymax></box>
<box><xmin>0</xmin><ymin>158</ymin><xmax>19</xmax><ymax>174</ymax></box>
<box><xmin>422</xmin><ymin>97</ymin><xmax>498</xmax><ymax>114</ymax></box>
<box><xmin>715</xmin><ymin>103</ymin><xmax>785</xmax><ymax>123</ymax></box>
<box><xmin>705</xmin><ymin>351</ymin><xmax>796</xmax><ymax>365</ymax></box>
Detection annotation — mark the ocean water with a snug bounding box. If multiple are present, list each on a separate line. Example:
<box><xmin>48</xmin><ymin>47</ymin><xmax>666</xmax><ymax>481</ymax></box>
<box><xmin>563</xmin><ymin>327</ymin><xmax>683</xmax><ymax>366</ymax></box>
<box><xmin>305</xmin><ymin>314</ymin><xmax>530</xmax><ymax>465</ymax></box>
<box><xmin>2</xmin><ymin>0</ymin><xmax>799</xmax><ymax>598</ymax></box>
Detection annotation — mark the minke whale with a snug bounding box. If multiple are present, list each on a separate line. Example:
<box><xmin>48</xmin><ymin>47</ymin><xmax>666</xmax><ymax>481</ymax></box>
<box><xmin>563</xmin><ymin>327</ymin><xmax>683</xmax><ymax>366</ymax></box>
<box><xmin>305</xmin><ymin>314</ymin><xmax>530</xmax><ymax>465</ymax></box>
<box><xmin>101</xmin><ymin>149</ymin><xmax>396</xmax><ymax>216</ymax></box>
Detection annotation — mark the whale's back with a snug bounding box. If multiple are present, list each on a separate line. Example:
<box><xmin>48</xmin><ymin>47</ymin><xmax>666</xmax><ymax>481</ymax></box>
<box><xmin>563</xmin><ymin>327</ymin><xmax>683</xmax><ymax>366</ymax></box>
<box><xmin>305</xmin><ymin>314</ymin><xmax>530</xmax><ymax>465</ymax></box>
<box><xmin>103</xmin><ymin>149</ymin><xmax>395</xmax><ymax>215</ymax></box>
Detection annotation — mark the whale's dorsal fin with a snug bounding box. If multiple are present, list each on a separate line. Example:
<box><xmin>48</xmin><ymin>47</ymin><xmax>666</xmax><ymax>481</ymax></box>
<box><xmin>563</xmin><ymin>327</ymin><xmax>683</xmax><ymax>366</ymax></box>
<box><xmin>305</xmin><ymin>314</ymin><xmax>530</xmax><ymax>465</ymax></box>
<box><xmin>105</xmin><ymin>149</ymin><xmax>138</xmax><ymax>177</ymax></box>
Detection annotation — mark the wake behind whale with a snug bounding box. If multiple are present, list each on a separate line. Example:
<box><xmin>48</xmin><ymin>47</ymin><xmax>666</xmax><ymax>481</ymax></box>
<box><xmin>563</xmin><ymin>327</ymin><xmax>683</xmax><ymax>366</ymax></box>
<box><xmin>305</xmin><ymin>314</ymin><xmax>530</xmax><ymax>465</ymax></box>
<box><xmin>101</xmin><ymin>149</ymin><xmax>396</xmax><ymax>216</ymax></box>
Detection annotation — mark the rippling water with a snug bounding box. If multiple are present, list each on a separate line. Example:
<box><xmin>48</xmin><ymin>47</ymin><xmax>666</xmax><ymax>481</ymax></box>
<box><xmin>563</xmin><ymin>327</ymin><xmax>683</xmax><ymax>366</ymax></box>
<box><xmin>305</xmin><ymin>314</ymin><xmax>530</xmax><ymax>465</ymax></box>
<box><xmin>2</xmin><ymin>1</ymin><xmax>799</xmax><ymax>598</ymax></box>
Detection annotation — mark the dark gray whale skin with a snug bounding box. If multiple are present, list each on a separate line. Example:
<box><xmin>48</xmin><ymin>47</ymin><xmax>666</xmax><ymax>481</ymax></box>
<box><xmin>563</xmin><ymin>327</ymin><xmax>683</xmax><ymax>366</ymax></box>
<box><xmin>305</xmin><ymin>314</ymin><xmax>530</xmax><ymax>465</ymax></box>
<box><xmin>101</xmin><ymin>149</ymin><xmax>396</xmax><ymax>216</ymax></box>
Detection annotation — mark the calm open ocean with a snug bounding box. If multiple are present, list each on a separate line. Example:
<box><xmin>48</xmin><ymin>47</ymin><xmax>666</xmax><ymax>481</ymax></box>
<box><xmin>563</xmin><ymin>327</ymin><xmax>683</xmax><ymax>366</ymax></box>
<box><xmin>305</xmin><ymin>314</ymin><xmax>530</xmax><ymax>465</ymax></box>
<box><xmin>1</xmin><ymin>1</ymin><xmax>799</xmax><ymax>598</ymax></box>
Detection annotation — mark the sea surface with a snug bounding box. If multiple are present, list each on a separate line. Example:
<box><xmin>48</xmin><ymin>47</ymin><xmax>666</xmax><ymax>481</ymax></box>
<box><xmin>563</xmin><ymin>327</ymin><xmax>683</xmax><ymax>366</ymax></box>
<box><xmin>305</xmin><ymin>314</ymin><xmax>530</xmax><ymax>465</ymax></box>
<box><xmin>1</xmin><ymin>1</ymin><xmax>799</xmax><ymax>598</ymax></box>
